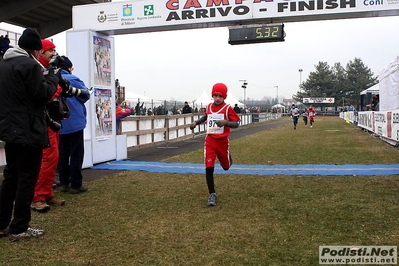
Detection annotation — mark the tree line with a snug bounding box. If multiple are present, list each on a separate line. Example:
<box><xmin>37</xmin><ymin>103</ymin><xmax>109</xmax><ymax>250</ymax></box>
<box><xmin>241</xmin><ymin>57</ymin><xmax>377</xmax><ymax>112</ymax></box>
<box><xmin>294</xmin><ymin>57</ymin><xmax>378</xmax><ymax>111</ymax></box>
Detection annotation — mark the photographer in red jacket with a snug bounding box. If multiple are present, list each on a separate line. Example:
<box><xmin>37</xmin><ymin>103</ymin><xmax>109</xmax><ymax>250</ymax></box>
<box><xmin>31</xmin><ymin>39</ymin><xmax>66</xmax><ymax>212</ymax></box>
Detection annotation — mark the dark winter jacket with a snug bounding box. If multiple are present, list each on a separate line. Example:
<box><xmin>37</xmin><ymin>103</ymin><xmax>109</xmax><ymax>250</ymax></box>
<box><xmin>0</xmin><ymin>46</ymin><xmax>58</xmax><ymax>147</ymax></box>
<box><xmin>182</xmin><ymin>104</ymin><xmax>192</xmax><ymax>114</ymax></box>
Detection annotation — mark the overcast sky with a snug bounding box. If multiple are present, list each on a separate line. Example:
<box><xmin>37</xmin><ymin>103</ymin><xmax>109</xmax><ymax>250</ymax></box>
<box><xmin>1</xmin><ymin>14</ymin><xmax>398</xmax><ymax>103</ymax></box>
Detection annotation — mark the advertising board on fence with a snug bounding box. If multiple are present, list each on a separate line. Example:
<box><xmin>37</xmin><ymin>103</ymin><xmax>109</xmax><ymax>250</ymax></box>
<box><xmin>356</xmin><ymin>110</ymin><xmax>399</xmax><ymax>142</ymax></box>
<box><xmin>303</xmin><ymin>98</ymin><xmax>335</xmax><ymax>104</ymax></box>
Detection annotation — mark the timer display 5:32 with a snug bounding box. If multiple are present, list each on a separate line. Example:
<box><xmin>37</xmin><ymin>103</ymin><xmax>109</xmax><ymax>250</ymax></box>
<box><xmin>228</xmin><ymin>24</ymin><xmax>285</xmax><ymax>45</ymax></box>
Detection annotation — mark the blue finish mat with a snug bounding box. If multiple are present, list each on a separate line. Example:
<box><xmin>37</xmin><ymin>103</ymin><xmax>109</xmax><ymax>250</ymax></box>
<box><xmin>91</xmin><ymin>161</ymin><xmax>399</xmax><ymax>176</ymax></box>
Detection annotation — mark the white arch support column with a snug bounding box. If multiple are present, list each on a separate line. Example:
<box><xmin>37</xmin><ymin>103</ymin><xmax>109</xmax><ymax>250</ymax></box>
<box><xmin>66</xmin><ymin>30</ymin><xmax>126</xmax><ymax>168</ymax></box>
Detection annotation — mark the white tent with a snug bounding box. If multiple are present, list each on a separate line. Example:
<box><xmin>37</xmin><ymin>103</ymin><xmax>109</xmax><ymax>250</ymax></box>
<box><xmin>379</xmin><ymin>56</ymin><xmax>399</xmax><ymax>111</ymax></box>
<box><xmin>360</xmin><ymin>83</ymin><xmax>379</xmax><ymax>95</ymax></box>
<box><xmin>125</xmin><ymin>91</ymin><xmax>163</xmax><ymax>106</ymax></box>
<box><xmin>124</xmin><ymin>91</ymin><xmax>163</xmax><ymax>115</ymax></box>
<box><xmin>272</xmin><ymin>104</ymin><xmax>285</xmax><ymax>112</ymax></box>
<box><xmin>225</xmin><ymin>91</ymin><xmax>244</xmax><ymax>107</ymax></box>
<box><xmin>272</xmin><ymin>104</ymin><xmax>285</xmax><ymax>108</ymax></box>
<box><xmin>194</xmin><ymin>90</ymin><xmax>212</xmax><ymax>108</ymax></box>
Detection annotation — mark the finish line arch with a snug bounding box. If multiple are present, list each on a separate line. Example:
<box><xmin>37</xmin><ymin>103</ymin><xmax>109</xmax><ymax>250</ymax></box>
<box><xmin>70</xmin><ymin>0</ymin><xmax>398</xmax><ymax>167</ymax></box>
<box><xmin>72</xmin><ymin>0</ymin><xmax>398</xmax><ymax>35</ymax></box>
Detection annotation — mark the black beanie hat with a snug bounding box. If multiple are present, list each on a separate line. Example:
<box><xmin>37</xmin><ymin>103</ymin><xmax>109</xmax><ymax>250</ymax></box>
<box><xmin>58</xmin><ymin>56</ymin><xmax>73</xmax><ymax>70</ymax></box>
<box><xmin>18</xmin><ymin>28</ymin><xmax>42</xmax><ymax>51</ymax></box>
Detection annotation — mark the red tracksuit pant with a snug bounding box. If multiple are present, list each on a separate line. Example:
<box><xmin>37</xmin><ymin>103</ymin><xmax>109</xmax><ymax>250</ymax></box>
<box><xmin>33</xmin><ymin>127</ymin><xmax>59</xmax><ymax>202</ymax></box>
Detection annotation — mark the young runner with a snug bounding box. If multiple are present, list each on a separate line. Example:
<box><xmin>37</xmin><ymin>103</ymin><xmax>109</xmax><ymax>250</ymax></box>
<box><xmin>190</xmin><ymin>83</ymin><xmax>240</xmax><ymax>206</ymax></box>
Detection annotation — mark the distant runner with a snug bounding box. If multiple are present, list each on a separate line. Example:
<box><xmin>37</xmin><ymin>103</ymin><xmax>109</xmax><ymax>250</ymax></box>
<box><xmin>308</xmin><ymin>105</ymin><xmax>317</xmax><ymax>128</ymax></box>
<box><xmin>290</xmin><ymin>104</ymin><xmax>300</xmax><ymax>130</ymax></box>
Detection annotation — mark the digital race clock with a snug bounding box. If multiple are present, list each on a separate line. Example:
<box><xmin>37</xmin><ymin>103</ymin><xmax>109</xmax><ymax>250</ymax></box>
<box><xmin>228</xmin><ymin>24</ymin><xmax>285</xmax><ymax>45</ymax></box>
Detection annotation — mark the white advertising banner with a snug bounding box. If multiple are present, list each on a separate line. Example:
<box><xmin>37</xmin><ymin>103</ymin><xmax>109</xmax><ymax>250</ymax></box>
<box><xmin>358</xmin><ymin>110</ymin><xmax>399</xmax><ymax>142</ymax></box>
<box><xmin>72</xmin><ymin>0</ymin><xmax>399</xmax><ymax>34</ymax></box>
<box><xmin>67</xmin><ymin>30</ymin><xmax>117</xmax><ymax>167</ymax></box>
<box><xmin>357</xmin><ymin>111</ymin><xmax>374</xmax><ymax>132</ymax></box>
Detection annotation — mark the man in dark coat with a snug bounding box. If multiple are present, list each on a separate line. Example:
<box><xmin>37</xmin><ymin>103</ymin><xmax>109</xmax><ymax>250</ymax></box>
<box><xmin>182</xmin><ymin>101</ymin><xmax>192</xmax><ymax>114</ymax></box>
<box><xmin>233</xmin><ymin>104</ymin><xmax>241</xmax><ymax>113</ymax></box>
<box><xmin>0</xmin><ymin>28</ymin><xmax>59</xmax><ymax>241</ymax></box>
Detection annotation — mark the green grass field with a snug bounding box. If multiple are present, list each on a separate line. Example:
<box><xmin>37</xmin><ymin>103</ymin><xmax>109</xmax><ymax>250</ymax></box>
<box><xmin>1</xmin><ymin>116</ymin><xmax>398</xmax><ymax>265</ymax></box>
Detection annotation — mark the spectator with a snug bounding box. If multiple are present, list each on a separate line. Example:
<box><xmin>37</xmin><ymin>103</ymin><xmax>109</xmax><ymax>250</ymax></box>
<box><xmin>371</xmin><ymin>94</ymin><xmax>379</xmax><ymax>111</ymax></box>
<box><xmin>135</xmin><ymin>102</ymin><xmax>144</xmax><ymax>115</ymax></box>
<box><xmin>57</xmin><ymin>56</ymin><xmax>91</xmax><ymax>194</ymax></box>
<box><xmin>189</xmin><ymin>83</ymin><xmax>240</xmax><ymax>206</ymax></box>
<box><xmin>0</xmin><ymin>28</ymin><xmax>59</xmax><ymax>241</ymax></box>
<box><xmin>31</xmin><ymin>39</ymin><xmax>66</xmax><ymax>212</ymax></box>
<box><xmin>182</xmin><ymin>101</ymin><xmax>192</xmax><ymax>114</ymax></box>
<box><xmin>135</xmin><ymin>102</ymin><xmax>140</xmax><ymax>115</ymax></box>
<box><xmin>0</xmin><ymin>35</ymin><xmax>10</xmax><ymax>60</ymax></box>
<box><xmin>233</xmin><ymin>104</ymin><xmax>241</xmax><ymax>113</ymax></box>
<box><xmin>116</xmin><ymin>98</ymin><xmax>131</xmax><ymax>134</ymax></box>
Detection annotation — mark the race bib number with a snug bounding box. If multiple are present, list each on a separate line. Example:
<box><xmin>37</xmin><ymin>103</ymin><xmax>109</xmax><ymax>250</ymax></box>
<box><xmin>207</xmin><ymin>114</ymin><xmax>224</xmax><ymax>134</ymax></box>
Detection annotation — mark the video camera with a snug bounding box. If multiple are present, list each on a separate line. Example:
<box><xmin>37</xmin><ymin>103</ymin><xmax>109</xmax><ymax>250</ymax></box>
<box><xmin>45</xmin><ymin>54</ymin><xmax>68</xmax><ymax>91</ymax></box>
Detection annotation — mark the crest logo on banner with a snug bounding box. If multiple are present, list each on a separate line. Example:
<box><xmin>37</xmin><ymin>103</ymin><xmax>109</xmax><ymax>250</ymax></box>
<box><xmin>97</xmin><ymin>11</ymin><xmax>107</xmax><ymax>23</ymax></box>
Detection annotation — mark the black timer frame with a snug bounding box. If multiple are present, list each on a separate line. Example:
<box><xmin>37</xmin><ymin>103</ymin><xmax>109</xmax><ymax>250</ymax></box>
<box><xmin>228</xmin><ymin>24</ymin><xmax>285</xmax><ymax>45</ymax></box>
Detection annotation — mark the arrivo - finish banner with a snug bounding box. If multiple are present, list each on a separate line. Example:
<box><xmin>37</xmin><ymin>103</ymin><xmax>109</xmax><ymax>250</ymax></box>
<box><xmin>72</xmin><ymin>0</ymin><xmax>399</xmax><ymax>34</ymax></box>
